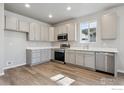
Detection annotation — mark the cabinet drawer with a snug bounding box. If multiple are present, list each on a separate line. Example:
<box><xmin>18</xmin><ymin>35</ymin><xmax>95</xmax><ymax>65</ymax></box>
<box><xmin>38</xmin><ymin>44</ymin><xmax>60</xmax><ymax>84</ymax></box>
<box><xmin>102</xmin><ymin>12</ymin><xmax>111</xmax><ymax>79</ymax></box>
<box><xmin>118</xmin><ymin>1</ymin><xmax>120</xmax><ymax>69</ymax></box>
<box><xmin>83</xmin><ymin>51</ymin><xmax>95</xmax><ymax>55</ymax></box>
<box><xmin>31</xmin><ymin>52</ymin><xmax>40</xmax><ymax>58</ymax></box>
<box><xmin>32</xmin><ymin>58</ymin><xmax>41</xmax><ymax>64</ymax></box>
<box><xmin>32</xmin><ymin>50</ymin><xmax>40</xmax><ymax>53</ymax></box>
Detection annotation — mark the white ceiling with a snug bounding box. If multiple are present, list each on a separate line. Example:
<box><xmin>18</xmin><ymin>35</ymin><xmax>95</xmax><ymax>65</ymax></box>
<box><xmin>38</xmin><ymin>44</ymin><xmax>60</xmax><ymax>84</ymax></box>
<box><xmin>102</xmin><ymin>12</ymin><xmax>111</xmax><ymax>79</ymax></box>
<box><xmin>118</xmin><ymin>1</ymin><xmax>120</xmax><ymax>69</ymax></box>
<box><xmin>5</xmin><ymin>3</ymin><xmax>123</xmax><ymax>24</ymax></box>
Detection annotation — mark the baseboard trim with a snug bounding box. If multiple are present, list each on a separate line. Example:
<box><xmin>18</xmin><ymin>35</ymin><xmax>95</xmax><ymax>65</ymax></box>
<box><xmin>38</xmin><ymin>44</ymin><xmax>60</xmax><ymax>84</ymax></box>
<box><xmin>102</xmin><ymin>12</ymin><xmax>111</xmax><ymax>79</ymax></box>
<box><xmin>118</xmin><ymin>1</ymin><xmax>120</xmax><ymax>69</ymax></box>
<box><xmin>4</xmin><ymin>63</ymin><xmax>26</xmax><ymax>70</ymax></box>
<box><xmin>117</xmin><ymin>69</ymin><xmax>124</xmax><ymax>74</ymax></box>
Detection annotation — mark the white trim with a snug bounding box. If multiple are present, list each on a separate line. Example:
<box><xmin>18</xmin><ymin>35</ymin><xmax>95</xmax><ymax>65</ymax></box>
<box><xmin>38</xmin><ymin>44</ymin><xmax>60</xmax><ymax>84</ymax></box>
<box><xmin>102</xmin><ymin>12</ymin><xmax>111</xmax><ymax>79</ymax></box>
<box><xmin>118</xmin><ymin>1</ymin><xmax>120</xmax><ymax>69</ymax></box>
<box><xmin>4</xmin><ymin>63</ymin><xmax>26</xmax><ymax>70</ymax></box>
<box><xmin>117</xmin><ymin>69</ymin><xmax>124</xmax><ymax>74</ymax></box>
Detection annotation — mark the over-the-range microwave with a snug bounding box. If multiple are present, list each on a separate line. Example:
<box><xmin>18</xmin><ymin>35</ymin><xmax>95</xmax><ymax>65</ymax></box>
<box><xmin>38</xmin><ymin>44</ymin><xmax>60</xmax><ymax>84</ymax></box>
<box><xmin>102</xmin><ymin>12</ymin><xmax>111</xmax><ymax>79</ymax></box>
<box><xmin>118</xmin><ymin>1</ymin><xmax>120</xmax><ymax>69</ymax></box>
<box><xmin>57</xmin><ymin>33</ymin><xmax>68</xmax><ymax>41</ymax></box>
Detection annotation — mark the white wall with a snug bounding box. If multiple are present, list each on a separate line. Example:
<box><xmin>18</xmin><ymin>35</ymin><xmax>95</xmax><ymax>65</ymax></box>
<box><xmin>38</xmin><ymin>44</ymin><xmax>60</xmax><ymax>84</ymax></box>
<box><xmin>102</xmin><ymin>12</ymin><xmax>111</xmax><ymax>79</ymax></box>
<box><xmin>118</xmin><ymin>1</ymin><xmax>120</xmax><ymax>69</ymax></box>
<box><xmin>52</xmin><ymin>6</ymin><xmax>124</xmax><ymax>73</ymax></box>
<box><xmin>0</xmin><ymin>4</ymin><xmax>4</xmax><ymax>75</ymax></box>
<box><xmin>4</xmin><ymin>10</ymin><xmax>52</xmax><ymax>69</ymax></box>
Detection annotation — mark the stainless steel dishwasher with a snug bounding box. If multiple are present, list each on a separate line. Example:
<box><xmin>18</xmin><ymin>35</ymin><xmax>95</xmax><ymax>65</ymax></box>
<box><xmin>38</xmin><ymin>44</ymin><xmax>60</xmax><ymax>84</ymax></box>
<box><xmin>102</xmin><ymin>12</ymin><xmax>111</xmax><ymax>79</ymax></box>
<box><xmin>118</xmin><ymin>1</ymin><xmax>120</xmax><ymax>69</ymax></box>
<box><xmin>96</xmin><ymin>52</ymin><xmax>115</xmax><ymax>74</ymax></box>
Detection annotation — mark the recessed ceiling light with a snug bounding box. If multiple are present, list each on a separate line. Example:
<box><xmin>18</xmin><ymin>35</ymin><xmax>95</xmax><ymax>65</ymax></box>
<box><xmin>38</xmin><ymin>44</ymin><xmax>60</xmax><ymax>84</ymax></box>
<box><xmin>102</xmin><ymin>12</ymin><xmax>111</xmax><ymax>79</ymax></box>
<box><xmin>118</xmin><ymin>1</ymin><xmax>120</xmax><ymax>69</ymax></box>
<box><xmin>25</xmin><ymin>4</ymin><xmax>30</xmax><ymax>8</ymax></box>
<box><xmin>67</xmin><ymin>6</ymin><xmax>71</xmax><ymax>11</ymax></box>
<box><xmin>48</xmin><ymin>14</ymin><xmax>53</xmax><ymax>18</ymax></box>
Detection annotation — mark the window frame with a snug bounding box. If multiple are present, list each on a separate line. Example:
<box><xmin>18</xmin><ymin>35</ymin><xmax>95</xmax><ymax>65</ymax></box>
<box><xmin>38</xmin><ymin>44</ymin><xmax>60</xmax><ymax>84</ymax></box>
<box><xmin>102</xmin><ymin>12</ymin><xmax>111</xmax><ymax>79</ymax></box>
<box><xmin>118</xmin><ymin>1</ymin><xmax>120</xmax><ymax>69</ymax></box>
<box><xmin>79</xmin><ymin>20</ymin><xmax>97</xmax><ymax>43</ymax></box>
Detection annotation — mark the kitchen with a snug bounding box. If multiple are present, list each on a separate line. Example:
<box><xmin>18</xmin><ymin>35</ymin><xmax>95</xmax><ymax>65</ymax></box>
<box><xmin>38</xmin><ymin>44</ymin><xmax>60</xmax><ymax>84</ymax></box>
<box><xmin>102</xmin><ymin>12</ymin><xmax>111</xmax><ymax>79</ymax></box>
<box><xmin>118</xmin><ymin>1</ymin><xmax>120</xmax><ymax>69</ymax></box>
<box><xmin>0</xmin><ymin>3</ymin><xmax>124</xmax><ymax>85</ymax></box>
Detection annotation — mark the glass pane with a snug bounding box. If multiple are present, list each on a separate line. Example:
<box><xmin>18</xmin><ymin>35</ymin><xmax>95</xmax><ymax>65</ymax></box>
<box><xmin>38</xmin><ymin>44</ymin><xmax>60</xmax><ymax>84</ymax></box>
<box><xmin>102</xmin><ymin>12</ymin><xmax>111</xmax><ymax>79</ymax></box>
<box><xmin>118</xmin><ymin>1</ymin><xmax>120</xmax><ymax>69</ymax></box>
<box><xmin>89</xmin><ymin>22</ymin><xmax>96</xmax><ymax>42</ymax></box>
<box><xmin>80</xmin><ymin>23</ymin><xmax>89</xmax><ymax>42</ymax></box>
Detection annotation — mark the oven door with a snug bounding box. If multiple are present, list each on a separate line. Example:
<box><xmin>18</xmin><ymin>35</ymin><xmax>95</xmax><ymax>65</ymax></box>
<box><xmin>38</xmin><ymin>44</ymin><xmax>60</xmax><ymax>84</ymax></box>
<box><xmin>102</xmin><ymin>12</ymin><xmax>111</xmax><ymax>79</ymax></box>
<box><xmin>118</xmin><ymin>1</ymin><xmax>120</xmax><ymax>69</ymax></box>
<box><xmin>55</xmin><ymin>51</ymin><xmax>65</xmax><ymax>62</ymax></box>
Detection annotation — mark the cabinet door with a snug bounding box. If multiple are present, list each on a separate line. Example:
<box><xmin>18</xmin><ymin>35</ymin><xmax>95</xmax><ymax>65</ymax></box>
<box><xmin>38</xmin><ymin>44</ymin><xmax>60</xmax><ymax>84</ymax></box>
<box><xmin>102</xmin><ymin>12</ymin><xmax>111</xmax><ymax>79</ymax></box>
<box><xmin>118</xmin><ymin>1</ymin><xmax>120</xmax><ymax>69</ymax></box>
<box><xmin>54</xmin><ymin>26</ymin><xmax>59</xmax><ymax>41</ymax></box>
<box><xmin>75</xmin><ymin>51</ymin><xmax>84</xmax><ymax>66</ymax></box>
<box><xmin>41</xmin><ymin>49</ymin><xmax>51</xmax><ymax>63</ymax></box>
<box><xmin>59</xmin><ymin>25</ymin><xmax>67</xmax><ymax>34</ymax></box>
<box><xmin>34</xmin><ymin>23</ymin><xmax>41</xmax><ymax>41</ymax></box>
<box><xmin>29</xmin><ymin>23</ymin><xmax>40</xmax><ymax>41</ymax></box>
<box><xmin>96</xmin><ymin>53</ymin><xmax>106</xmax><ymax>71</ymax></box>
<box><xmin>49</xmin><ymin>27</ymin><xmax>55</xmax><ymax>42</ymax></box>
<box><xmin>18</xmin><ymin>21</ymin><xmax>29</xmax><ymax>32</ymax></box>
<box><xmin>29</xmin><ymin>23</ymin><xmax>35</xmax><ymax>40</ymax></box>
<box><xmin>84</xmin><ymin>52</ymin><xmax>95</xmax><ymax>69</ymax></box>
<box><xmin>5</xmin><ymin>16</ymin><xmax>18</xmax><ymax>31</ymax></box>
<box><xmin>101</xmin><ymin>12</ymin><xmax>117</xmax><ymax>40</ymax></box>
<box><xmin>41</xmin><ymin>25</ymin><xmax>49</xmax><ymax>41</ymax></box>
<box><xmin>44</xmin><ymin>26</ymin><xmax>49</xmax><ymax>41</ymax></box>
<box><xmin>66</xmin><ymin>23</ymin><xmax>77</xmax><ymax>41</ymax></box>
<box><xmin>65</xmin><ymin>50</ymin><xmax>75</xmax><ymax>64</ymax></box>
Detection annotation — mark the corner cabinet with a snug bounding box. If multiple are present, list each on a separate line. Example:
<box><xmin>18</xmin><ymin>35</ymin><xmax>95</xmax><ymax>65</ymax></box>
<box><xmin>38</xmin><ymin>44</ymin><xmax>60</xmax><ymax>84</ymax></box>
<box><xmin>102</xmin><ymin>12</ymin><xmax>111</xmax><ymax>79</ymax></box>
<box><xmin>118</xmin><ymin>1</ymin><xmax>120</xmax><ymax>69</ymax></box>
<box><xmin>101</xmin><ymin>12</ymin><xmax>117</xmax><ymax>40</ymax></box>
<box><xmin>5</xmin><ymin>16</ymin><xmax>18</xmax><ymax>31</ymax></box>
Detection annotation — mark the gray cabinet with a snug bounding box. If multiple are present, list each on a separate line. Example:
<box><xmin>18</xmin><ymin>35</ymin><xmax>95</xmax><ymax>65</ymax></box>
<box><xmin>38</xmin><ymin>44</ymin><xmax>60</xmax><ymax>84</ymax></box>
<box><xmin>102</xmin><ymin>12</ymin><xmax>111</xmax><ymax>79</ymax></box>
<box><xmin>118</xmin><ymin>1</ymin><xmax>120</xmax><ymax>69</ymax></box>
<box><xmin>26</xmin><ymin>49</ymin><xmax>51</xmax><ymax>66</ymax></box>
<box><xmin>5</xmin><ymin>16</ymin><xmax>18</xmax><ymax>31</ymax></box>
<box><xmin>26</xmin><ymin>50</ymin><xmax>41</xmax><ymax>65</ymax></box>
<box><xmin>40</xmin><ymin>49</ymin><xmax>51</xmax><ymax>63</ymax></box>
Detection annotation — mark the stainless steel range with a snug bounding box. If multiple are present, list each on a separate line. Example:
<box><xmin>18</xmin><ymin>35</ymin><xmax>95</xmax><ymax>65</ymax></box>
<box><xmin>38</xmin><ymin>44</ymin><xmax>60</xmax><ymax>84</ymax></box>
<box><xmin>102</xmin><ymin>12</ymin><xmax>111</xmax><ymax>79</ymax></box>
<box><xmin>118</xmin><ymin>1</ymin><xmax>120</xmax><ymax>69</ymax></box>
<box><xmin>54</xmin><ymin>44</ymin><xmax>70</xmax><ymax>64</ymax></box>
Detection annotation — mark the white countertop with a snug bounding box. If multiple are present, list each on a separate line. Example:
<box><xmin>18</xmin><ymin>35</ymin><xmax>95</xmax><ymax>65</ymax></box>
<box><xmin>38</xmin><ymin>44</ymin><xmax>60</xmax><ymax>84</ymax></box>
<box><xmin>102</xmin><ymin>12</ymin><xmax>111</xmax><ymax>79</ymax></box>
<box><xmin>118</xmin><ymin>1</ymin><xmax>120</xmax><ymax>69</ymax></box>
<box><xmin>26</xmin><ymin>47</ymin><xmax>118</xmax><ymax>53</ymax></box>
<box><xmin>67</xmin><ymin>47</ymin><xmax>118</xmax><ymax>53</ymax></box>
<box><xmin>26</xmin><ymin>47</ymin><xmax>59</xmax><ymax>50</ymax></box>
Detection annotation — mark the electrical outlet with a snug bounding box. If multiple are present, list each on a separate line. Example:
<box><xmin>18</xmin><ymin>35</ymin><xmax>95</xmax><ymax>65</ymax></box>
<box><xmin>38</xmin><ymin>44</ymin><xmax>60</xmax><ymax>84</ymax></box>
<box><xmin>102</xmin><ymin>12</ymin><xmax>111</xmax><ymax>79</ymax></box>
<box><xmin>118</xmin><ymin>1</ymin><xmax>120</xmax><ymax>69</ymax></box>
<box><xmin>7</xmin><ymin>61</ymin><xmax>13</xmax><ymax>65</ymax></box>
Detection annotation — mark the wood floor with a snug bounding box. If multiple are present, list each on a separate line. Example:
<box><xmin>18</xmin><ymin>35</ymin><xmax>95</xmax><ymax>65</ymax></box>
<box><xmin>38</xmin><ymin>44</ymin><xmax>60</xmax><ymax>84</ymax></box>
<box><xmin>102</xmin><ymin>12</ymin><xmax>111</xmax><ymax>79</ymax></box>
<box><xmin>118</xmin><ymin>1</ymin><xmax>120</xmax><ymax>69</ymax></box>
<box><xmin>0</xmin><ymin>62</ymin><xmax>124</xmax><ymax>85</ymax></box>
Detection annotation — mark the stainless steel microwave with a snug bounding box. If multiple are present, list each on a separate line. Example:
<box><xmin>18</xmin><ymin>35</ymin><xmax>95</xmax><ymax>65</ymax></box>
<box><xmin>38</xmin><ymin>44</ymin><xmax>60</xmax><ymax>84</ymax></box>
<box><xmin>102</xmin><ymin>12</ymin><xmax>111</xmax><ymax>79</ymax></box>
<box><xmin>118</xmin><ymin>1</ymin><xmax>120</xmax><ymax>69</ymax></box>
<box><xmin>57</xmin><ymin>33</ymin><xmax>68</xmax><ymax>41</ymax></box>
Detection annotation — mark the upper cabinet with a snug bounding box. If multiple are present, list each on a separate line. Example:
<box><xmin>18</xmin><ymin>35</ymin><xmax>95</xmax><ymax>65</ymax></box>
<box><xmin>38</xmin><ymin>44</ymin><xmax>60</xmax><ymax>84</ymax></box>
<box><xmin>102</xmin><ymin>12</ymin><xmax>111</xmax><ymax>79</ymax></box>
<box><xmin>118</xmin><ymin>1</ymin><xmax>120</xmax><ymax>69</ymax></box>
<box><xmin>49</xmin><ymin>27</ymin><xmax>55</xmax><ymax>42</ymax></box>
<box><xmin>58</xmin><ymin>25</ymin><xmax>67</xmax><ymax>34</ymax></box>
<box><xmin>54</xmin><ymin>26</ymin><xmax>59</xmax><ymax>41</ymax></box>
<box><xmin>66</xmin><ymin>23</ymin><xmax>77</xmax><ymax>41</ymax></box>
<box><xmin>18</xmin><ymin>20</ymin><xmax>29</xmax><ymax>32</ymax></box>
<box><xmin>54</xmin><ymin>22</ymin><xmax>77</xmax><ymax>41</ymax></box>
<box><xmin>40</xmin><ymin>25</ymin><xmax>49</xmax><ymax>41</ymax></box>
<box><xmin>5</xmin><ymin>16</ymin><xmax>18</xmax><ymax>31</ymax></box>
<box><xmin>28</xmin><ymin>22</ymin><xmax>41</xmax><ymax>41</ymax></box>
<box><xmin>101</xmin><ymin>12</ymin><xmax>117</xmax><ymax>40</ymax></box>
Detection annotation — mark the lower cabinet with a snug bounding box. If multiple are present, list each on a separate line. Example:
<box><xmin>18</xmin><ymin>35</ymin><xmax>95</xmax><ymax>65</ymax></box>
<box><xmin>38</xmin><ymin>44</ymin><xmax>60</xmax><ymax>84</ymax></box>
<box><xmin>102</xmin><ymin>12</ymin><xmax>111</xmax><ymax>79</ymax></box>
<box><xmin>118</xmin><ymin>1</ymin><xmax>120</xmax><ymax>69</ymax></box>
<box><xmin>75</xmin><ymin>51</ymin><xmax>84</xmax><ymax>66</ymax></box>
<box><xmin>65</xmin><ymin>50</ymin><xmax>76</xmax><ymax>64</ymax></box>
<box><xmin>65</xmin><ymin>50</ymin><xmax>95</xmax><ymax>69</ymax></box>
<box><xmin>40</xmin><ymin>49</ymin><xmax>51</xmax><ymax>63</ymax></box>
<box><xmin>84</xmin><ymin>52</ymin><xmax>95</xmax><ymax>69</ymax></box>
<box><xmin>26</xmin><ymin>49</ymin><xmax>51</xmax><ymax>66</ymax></box>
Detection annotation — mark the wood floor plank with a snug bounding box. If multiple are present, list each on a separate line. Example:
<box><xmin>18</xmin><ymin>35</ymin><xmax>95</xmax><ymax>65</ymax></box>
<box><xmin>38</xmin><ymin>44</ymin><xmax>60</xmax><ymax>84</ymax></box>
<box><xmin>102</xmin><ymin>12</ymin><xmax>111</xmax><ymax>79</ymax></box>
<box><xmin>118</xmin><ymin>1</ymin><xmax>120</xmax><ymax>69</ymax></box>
<box><xmin>0</xmin><ymin>62</ymin><xmax>124</xmax><ymax>85</ymax></box>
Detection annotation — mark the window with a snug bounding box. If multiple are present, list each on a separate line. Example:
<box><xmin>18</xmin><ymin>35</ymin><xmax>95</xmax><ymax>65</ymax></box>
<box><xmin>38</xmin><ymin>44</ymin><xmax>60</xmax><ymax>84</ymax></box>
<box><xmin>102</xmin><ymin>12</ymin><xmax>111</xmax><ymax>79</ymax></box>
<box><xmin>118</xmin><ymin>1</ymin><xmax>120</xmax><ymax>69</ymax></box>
<box><xmin>80</xmin><ymin>20</ymin><xmax>97</xmax><ymax>43</ymax></box>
